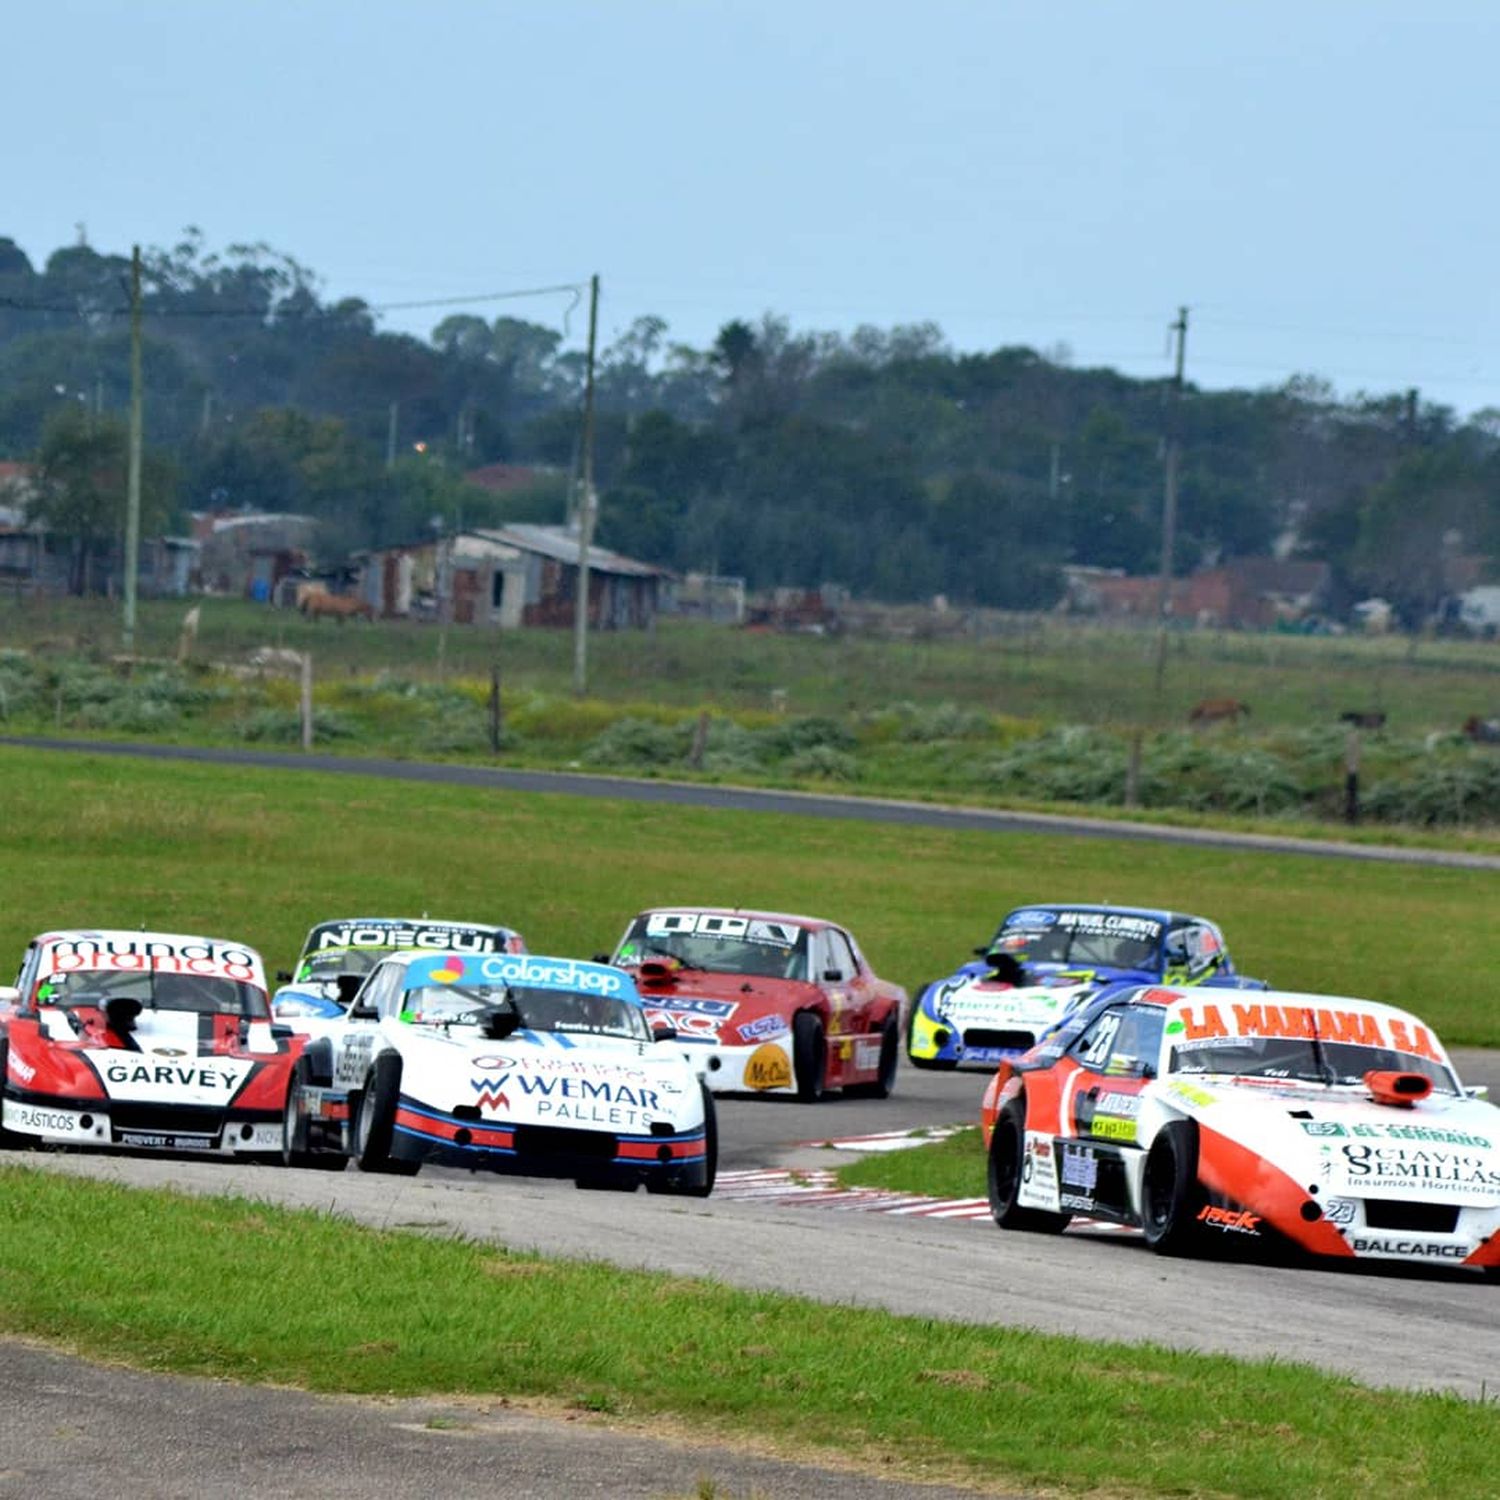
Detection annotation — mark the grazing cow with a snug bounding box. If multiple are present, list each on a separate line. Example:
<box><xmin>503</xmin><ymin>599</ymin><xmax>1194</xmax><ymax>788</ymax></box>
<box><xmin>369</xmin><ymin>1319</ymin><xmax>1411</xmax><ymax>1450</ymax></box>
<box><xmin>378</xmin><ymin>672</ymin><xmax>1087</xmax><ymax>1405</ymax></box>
<box><xmin>299</xmin><ymin>588</ymin><xmax>373</xmax><ymax>623</ymax></box>
<box><xmin>1188</xmin><ymin>697</ymin><xmax>1251</xmax><ymax>726</ymax></box>
<box><xmin>1463</xmin><ymin>716</ymin><xmax>1500</xmax><ymax>745</ymax></box>
<box><xmin>1339</xmin><ymin>710</ymin><xmax>1387</xmax><ymax>730</ymax></box>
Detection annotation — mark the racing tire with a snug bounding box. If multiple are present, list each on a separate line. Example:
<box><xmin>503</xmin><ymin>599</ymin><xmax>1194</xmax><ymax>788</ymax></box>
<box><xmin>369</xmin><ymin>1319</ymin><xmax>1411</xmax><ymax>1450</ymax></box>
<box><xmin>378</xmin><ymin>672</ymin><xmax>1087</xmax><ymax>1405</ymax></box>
<box><xmin>792</xmin><ymin>1011</ymin><xmax>827</xmax><ymax>1102</ymax></box>
<box><xmin>354</xmin><ymin>1053</ymin><xmax>420</xmax><ymax>1176</ymax></box>
<box><xmin>846</xmin><ymin>1016</ymin><xmax>899</xmax><ymax>1099</ymax></box>
<box><xmin>645</xmin><ymin>1084</ymin><xmax>718</xmax><ymax>1198</ymax></box>
<box><xmin>988</xmin><ymin>1102</ymin><xmax>1070</xmax><ymax>1233</ymax></box>
<box><xmin>1141</xmin><ymin>1121</ymin><xmax>1206</xmax><ymax>1257</ymax></box>
<box><xmin>281</xmin><ymin>1060</ymin><xmax>346</xmax><ymax>1172</ymax></box>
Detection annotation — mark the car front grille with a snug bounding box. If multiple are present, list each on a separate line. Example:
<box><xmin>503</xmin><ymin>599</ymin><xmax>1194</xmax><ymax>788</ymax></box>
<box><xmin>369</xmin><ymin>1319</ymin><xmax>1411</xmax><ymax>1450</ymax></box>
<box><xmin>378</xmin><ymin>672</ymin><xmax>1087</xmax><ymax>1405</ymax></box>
<box><xmin>109</xmin><ymin>1102</ymin><xmax>224</xmax><ymax>1136</ymax></box>
<box><xmin>1363</xmin><ymin>1200</ymin><xmax>1460</xmax><ymax>1234</ymax></box>
<box><xmin>511</xmin><ymin>1124</ymin><xmax>617</xmax><ymax>1161</ymax></box>
<box><xmin>963</xmin><ymin>1028</ymin><xmax>1035</xmax><ymax>1051</ymax></box>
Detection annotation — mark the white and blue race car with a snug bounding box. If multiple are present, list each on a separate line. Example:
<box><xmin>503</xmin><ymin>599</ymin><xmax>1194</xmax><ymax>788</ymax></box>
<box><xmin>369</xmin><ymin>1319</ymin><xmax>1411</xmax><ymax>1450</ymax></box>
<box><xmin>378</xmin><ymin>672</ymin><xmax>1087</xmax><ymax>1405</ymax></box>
<box><xmin>283</xmin><ymin>951</ymin><xmax>715</xmax><ymax>1194</ymax></box>
<box><xmin>908</xmin><ymin>903</ymin><xmax>1266</xmax><ymax>1071</ymax></box>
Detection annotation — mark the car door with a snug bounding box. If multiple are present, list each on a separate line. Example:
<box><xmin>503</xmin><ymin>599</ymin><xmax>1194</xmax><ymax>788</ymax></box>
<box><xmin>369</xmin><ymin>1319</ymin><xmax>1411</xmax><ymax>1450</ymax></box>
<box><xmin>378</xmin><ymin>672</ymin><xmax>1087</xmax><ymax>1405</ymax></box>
<box><xmin>1055</xmin><ymin>1002</ymin><xmax>1165</xmax><ymax>1221</ymax></box>
<box><xmin>333</xmin><ymin>960</ymin><xmax>399</xmax><ymax>1090</ymax></box>
<box><xmin>822</xmin><ymin>927</ymin><xmax>871</xmax><ymax>1036</ymax></box>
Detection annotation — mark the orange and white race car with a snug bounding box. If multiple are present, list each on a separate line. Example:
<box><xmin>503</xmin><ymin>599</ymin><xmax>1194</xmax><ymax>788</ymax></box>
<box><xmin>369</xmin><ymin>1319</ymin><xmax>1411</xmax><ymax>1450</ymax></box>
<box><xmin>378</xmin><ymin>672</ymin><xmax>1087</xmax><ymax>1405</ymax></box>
<box><xmin>980</xmin><ymin>985</ymin><xmax>1500</xmax><ymax>1274</ymax></box>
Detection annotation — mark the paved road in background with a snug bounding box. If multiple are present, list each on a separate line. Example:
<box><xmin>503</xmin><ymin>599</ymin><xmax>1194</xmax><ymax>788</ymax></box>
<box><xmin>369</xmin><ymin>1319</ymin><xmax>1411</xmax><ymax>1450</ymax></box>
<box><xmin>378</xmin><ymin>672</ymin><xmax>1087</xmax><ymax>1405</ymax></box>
<box><xmin>7</xmin><ymin>736</ymin><xmax>1499</xmax><ymax>869</ymax></box>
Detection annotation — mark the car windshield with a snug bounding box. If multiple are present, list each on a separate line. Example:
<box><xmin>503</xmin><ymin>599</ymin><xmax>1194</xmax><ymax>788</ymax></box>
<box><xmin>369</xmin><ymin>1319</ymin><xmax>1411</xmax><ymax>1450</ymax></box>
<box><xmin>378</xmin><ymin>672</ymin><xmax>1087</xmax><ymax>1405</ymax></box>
<box><xmin>993</xmin><ymin>912</ymin><xmax>1163</xmax><ymax>972</ymax></box>
<box><xmin>618</xmin><ymin>916</ymin><xmax>809</xmax><ymax>980</ymax></box>
<box><xmin>1169</xmin><ymin>1038</ymin><xmax>1459</xmax><ymax>1094</ymax></box>
<box><xmin>400</xmin><ymin>983</ymin><xmax>650</xmax><ymax>1042</ymax></box>
<box><xmin>35</xmin><ymin>967</ymin><xmax>269</xmax><ymax>1019</ymax></box>
<box><xmin>299</xmin><ymin>948</ymin><xmax>382</xmax><ymax>983</ymax></box>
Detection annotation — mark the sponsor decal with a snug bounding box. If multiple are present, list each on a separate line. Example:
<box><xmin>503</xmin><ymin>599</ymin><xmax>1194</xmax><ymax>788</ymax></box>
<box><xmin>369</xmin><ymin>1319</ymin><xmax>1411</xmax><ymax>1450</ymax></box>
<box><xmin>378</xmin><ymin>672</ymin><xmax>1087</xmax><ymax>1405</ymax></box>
<box><xmin>744</xmin><ymin>1043</ymin><xmax>792</xmax><ymax>1091</ymax></box>
<box><xmin>853</xmin><ymin>1038</ymin><xmax>882</xmax><ymax>1071</ymax></box>
<box><xmin>102</xmin><ymin>1062</ymin><xmax>240</xmax><ymax>1091</ymax></box>
<box><xmin>1170</xmin><ymin>1002</ymin><xmax>1444</xmax><ymax>1063</ymax></box>
<box><xmin>1300</xmin><ymin>1120</ymin><xmax>1347</xmax><ymax>1137</ymax></box>
<box><xmin>8</xmin><ymin>1103</ymin><xmax>84</xmax><ymax>1134</ymax></box>
<box><xmin>737</xmin><ymin>1013</ymin><xmax>789</xmax><ymax>1043</ymax></box>
<box><xmin>645</xmin><ymin>912</ymin><xmax>803</xmax><ymax>947</ymax></box>
<box><xmin>313</xmin><ymin>924</ymin><xmax>502</xmax><ymax>954</ymax></box>
<box><xmin>1090</xmin><ymin>1116</ymin><xmax>1137</xmax><ymax>1143</ymax></box>
<box><xmin>151</xmin><ymin>1047</ymin><xmax>187</xmax><ymax>1058</ymax></box>
<box><xmin>1002</xmin><ymin>908</ymin><xmax>1059</xmax><ymax>931</ymax></box>
<box><xmin>1059</xmin><ymin>1192</ymin><xmax>1095</xmax><ymax>1211</ymax></box>
<box><xmin>1331</xmin><ymin>1122</ymin><xmax>1489</xmax><ymax>1147</ymax></box>
<box><xmin>117</xmin><ymin>1131</ymin><xmax>215</xmax><ymax>1150</ymax></box>
<box><xmin>1095</xmin><ymin>1091</ymin><xmax>1141</xmax><ymax>1116</ymax></box>
<box><xmin>1196</xmin><ymin>1204</ymin><xmax>1262</xmax><ymax>1235</ymax></box>
<box><xmin>1350</xmin><ymin>1237</ymin><xmax>1465</xmax><ymax>1259</ymax></box>
<box><xmin>1335</xmin><ymin>1143</ymin><xmax>1500</xmax><ymax>1193</ymax></box>
<box><xmin>1165</xmin><ymin>1080</ymin><xmax>1214</xmax><ymax>1109</ymax></box>
<box><xmin>1322</xmin><ymin>1197</ymin><xmax>1357</xmax><ymax>1225</ymax></box>
<box><xmin>43</xmin><ymin>938</ymin><xmax>260</xmax><ymax>984</ymax></box>
<box><xmin>7</xmin><ymin>1052</ymin><xmax>35</xmax><ymax>1084</ymax></box>
<box><xmin>469</xmin><ymin>1078</ymin><xmax>511</xmax><ymax>1112</ymax></box>
<box><xmin>447</xmin><ymin>954</ymin><xmax>634</xmax><ymax>997</ymax></box>
<box><xmin>1054</xmin><ymin>911</ymin><xmax>1163</xmax><ymax>939</ymax></box>
<box><xmin>1060</xmin><ymin>1144</ymin><xmax>1098</xmax><ymax>1191</ymax></box>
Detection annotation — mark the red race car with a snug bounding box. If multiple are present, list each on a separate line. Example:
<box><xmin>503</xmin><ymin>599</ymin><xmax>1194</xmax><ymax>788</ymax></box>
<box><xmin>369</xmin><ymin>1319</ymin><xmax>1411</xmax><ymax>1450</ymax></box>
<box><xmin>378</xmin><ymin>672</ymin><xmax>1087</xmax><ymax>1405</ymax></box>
<box><xmin>1</xmin><ymin>929</ymin><xmax>303</xmax><ymax>1158</ymax></box>
<box><xmin>609</xmin><ymin>907</ymin><xmax>907</xmax><ymax>1101</ymax></box>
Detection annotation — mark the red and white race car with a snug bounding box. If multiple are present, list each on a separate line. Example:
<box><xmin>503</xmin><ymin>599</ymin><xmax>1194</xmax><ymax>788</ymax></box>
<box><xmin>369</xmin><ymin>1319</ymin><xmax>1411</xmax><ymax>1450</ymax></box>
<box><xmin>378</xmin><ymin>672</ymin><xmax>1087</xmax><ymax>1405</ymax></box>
<box><xmin>609</xmin><ymin>907</ymin><xmax>907</xmax><ymax>1100</ymax></box>
<box><xmin>980</xmin><ymin>984</ymin><xmax>1500</xmax><ymax>1273</ymax></box>
<box><xmin>0</xmin><ymin>929</ymin><xmax>302</xmax><ymax>1158</ymax></box>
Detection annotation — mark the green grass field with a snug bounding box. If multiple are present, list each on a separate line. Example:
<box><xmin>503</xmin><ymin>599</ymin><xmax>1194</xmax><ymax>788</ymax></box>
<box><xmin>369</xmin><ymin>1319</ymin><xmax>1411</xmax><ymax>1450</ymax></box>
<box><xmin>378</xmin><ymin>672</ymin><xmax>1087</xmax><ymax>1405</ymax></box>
<box><xmin>2</xmin><ymin>747</ymin><xmax>1497</xmax><ymax>1043</ymax></box>
<box><xmin>1</xmin><ymin>1166</ymin><xmax>1494</xmax><ymax>1498</ymax></box>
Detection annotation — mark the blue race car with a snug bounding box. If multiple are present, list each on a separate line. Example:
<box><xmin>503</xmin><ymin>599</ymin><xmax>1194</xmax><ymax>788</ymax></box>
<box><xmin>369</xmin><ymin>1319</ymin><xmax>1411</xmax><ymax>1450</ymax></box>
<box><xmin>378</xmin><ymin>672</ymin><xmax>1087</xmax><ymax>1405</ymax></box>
<box><xmin>906</xmin><ymin>903</ymin><xmax>1265</xmax><ymax>1071</ymax></box>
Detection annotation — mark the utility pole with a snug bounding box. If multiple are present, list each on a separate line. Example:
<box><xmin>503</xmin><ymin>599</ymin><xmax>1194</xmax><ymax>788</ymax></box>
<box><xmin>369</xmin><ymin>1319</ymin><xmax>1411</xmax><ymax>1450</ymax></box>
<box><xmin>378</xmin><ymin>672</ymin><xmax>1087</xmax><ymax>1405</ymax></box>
<box><xmin>1152</xmin><ymin>305</ymin><xmax>1188</xmax><ymax>698</ymax></box>
<box><xmin>123</xmin><ymin>244</ymin><xmax>143</xmax><ymax>655</ymax></box>
<box><xmin>385</xmin><ymin>400</ymin><xmax>399</xmax><ymax>470</ymax></box>
<box><xmin>572</xmin><ymin>273</ymin><xmax>600</xmax><ymax>696</ymax></box>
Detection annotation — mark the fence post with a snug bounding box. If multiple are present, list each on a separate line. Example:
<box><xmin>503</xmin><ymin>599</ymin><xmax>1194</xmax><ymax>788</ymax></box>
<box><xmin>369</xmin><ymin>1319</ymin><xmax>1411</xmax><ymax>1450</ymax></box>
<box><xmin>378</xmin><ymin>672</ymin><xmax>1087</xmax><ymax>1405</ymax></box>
<box><xmin>489</xmin><ymin>661</ymin><xmax>503</xmax><ymax>754</ymax></box>
<box><xmin>1344</xmin><ymin>728</ymin><xmax>1360</xmax><ymax>824</ymax></box>
<box><xmin>1124</xmin><ymin>729</ymin><xmax>1143</xmax><ymax>809</ymax></box>
<box><xmin>688</xmin><ymin>709</ymin><xmax>710</xmax><ymax>770</ymax></box>
<box><xmin>299</xmin><ymin>651</ymin><xmax>313</xmax><ymax>752</ymax></box>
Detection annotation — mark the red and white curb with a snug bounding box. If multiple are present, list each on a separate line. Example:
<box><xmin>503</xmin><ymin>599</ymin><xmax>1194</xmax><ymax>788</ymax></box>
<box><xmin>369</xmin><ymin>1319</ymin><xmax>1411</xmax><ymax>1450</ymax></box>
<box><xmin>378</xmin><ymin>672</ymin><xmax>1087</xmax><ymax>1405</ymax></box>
<box><xmin>798</xmin><ymin>1126</ymin><xmax>966</xmax><ymax>1155</ymax></box>
<box><xmin>716</xmin><ymin>1167</ymin><xmax>993</xmax><ymax>1220</ymax></box>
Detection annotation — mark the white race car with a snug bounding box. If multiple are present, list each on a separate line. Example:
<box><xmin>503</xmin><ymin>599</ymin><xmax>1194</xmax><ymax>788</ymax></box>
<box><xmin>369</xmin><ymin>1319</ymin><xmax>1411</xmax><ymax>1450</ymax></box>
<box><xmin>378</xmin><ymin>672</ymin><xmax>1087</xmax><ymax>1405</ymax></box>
<box><xmin>1</xmin><ymin>929</ymin><xmax>299</xmax><ymax>1158</ymax></box>
<box><xmin>284</xmin><ymin>951</ymin><xmax>715</xmax><ymax>1193</ymax></box>
<box><xmin>983</xmin><ymin>985</ymin><xmax>1500</xmax><ymax>1273</ymax></box>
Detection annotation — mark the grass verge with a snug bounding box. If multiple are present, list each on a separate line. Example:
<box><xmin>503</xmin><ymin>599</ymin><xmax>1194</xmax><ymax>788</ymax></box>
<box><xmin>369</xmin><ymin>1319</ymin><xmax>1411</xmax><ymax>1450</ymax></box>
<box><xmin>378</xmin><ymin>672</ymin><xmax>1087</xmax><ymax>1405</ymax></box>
<box><xmin>838</xmin><ymin>1127</ymin><xmax>987</xmax><ymax>1200</ymax></box>
<box><xmin>3</xmin><ymin>747</ymin><xmax>1498</xmax><ymax>1045</ymax></box>
<box><xmin>0</xmin><ymin>1165</ymin><xmax>1494</xmax><ymax>1497</ymax></box>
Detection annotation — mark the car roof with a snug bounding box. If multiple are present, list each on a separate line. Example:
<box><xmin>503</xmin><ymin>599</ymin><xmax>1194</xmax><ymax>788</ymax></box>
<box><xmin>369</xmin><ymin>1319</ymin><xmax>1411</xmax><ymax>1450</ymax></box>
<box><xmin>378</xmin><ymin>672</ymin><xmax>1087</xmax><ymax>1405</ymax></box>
<box><xmin>635</xmin><ymin>906</ymin><xmax>836</xmax><ymax>932</ymax></box>
<box><xmin>302</xmin><ymin>916</ymin><xmax>515</xmax><ymax>937</ymax></box>
<box><xmin>34</xmin><ymin>928</ymin><xmax>261</xmax><ymax>953</ymax></box>
<box><xmin>1002</xmin><ymin>903</ymin><xmax>1208</xmax><ymax>925</ymax></box>
<box><xmin>1106</xmin><ymin>984</ymin><xmax>1447</xmax><ymax>1042</ymax></box>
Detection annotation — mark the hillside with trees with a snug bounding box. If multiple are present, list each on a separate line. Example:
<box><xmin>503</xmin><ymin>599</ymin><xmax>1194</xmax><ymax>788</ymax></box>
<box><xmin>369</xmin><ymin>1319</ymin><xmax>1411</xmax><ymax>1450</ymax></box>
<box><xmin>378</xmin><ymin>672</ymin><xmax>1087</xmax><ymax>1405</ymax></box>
<box><xmin>1</xmin><ymin>230</ymin><xmax>1495</xmax><ymax>623</ymax></box>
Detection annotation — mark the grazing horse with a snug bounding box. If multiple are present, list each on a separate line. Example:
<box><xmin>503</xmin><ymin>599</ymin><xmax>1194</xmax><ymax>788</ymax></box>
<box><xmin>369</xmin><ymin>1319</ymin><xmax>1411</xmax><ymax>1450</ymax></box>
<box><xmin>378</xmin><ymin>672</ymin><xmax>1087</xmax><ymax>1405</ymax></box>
<box><xmin>1339</xmin><ymin>710</ymin><xmax>1387</xmax><ymax>730</ymax></box>
<box><xmin>1463</xmin><ymin>716</ymin><xmax>1500</xmax><ymax>745</ymax></box>
<box><xmin>299</xmin><ymin>588</ymin><xmax>373</xmax><ymax>623</ymax></box>
<box><xmin>1188</xmin><ymin>697</ymin><xmax>1251</xmax><ymax>726</ymax></box>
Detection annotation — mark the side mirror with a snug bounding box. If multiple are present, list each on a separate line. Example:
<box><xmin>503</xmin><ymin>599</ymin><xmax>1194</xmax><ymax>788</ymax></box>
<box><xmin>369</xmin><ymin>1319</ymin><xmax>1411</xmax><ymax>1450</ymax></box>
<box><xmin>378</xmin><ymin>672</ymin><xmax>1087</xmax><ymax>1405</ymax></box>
<box><xmin>651</xmin><ymin>1022</ymin><xmax>678</xmax><ymax>1043</ymax></box>
<box><xmin>270</xmin><ymin>1023</ymin><xmax>295</xmax><ymax>1041</ymax></box>
<box><xmin>348</xmin><ymin>1003</ymin><xmax>378</xmax><ymax>1021</ymax></box>
<box><xmin>822</xmin><ymin>969</ymin><xmax>844</xmax><ymax>983</ymax></box>
<box><xmin>593</xmin><ymin>953</ymin><xmax>613</xmax><ymax>965</ymax></box>
<box><xmin>275</xmin><ymin>969</ymin><xmax>293</xmax><ymax>984</ymax></box>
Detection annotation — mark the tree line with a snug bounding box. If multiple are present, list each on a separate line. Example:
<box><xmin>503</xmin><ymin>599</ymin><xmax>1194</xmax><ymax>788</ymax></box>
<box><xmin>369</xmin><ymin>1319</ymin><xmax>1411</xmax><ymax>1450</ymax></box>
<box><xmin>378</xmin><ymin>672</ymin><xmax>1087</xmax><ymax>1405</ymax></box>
<box><xmin>2</xmin><ymin>230</ymin><xmax>1496</xmax><ymax>620</ymax></box>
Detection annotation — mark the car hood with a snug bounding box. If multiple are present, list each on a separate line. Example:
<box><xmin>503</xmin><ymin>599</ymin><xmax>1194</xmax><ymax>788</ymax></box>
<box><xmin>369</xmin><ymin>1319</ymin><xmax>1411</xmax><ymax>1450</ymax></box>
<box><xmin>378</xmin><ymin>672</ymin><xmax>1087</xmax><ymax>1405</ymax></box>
<box><xmin>1157</xmin><ymin>1074</ymin><xmax>1500</xmax><ymax>1205</ymax></box>
<box><xmin>629</xmin><ymin>970</ymin><xmax>823</xmax><ymax>1044</ymax></box>
<box><xmin>389</xmin><ymin>1025</ymin><xmax>702</xmax><ymax>1133</ymax></box>
<box><xmin>930</xmin><ymin>975</ymin><xmax>1096</xmax><ymax>1029</ymax></box>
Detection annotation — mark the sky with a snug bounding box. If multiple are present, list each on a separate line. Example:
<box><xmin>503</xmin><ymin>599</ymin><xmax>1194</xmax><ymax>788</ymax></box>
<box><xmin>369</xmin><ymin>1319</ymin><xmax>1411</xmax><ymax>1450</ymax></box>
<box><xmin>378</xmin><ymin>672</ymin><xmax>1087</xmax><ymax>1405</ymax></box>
<box><xmin>7</xmin><ymin>1</ymin><xmax>1500</xmax><ymax>418</ymax></box>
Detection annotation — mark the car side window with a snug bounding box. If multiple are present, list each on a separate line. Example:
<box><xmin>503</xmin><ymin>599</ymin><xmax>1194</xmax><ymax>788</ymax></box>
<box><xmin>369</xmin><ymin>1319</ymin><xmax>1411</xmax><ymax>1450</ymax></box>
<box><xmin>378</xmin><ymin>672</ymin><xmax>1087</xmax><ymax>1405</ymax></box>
<box><xmin>825</xmin><ymin>930</ymin><xmax>857</xmax><ymax>981</ymax></box>
<box><xmin>354</xmin><ymin>962</ymin><xmax>399</xmax><ymax>1018</ymax></box>
<box><xmin>1074</xmin><ymin>1008</ymin><xmax>1123</xmax><ymax>1069</ymax></box>
<box><xmin>1073</xmin><ymin>1005</ymin><xmax>1164</xmax><ymax>1075</ymax></box>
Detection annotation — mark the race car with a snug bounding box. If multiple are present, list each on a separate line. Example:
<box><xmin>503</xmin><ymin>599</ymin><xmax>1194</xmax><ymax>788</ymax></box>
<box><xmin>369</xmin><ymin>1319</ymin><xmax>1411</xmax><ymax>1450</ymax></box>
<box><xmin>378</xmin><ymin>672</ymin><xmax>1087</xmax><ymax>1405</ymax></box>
<box><xmin>609</xmin><ymin>907</ymin><xmax>907</xmax><ymax>1101</ymax></box>
<box><xmin>283</xmin><ymin>950</ymin><xmax>715</xmax><ymax>1193</ymax></box>
<box><xmin>271</xmin><ymin>916</ymin><xmax>526</xmax><ymax>1034</ymax></box>
<box><xmin>0</xmin><ymin>928</ymin><xmax>301</xmax><ymax>1158</ymax></box>
<box><xmin>980</xmin><ymin>984</ymin><xmax>1500</xmax><ymax>1274</ymax></box>
<box><xmin>908</xmin><ymin>903</ymin><xmax>1264</xmax><ymax>1071</ymax></box>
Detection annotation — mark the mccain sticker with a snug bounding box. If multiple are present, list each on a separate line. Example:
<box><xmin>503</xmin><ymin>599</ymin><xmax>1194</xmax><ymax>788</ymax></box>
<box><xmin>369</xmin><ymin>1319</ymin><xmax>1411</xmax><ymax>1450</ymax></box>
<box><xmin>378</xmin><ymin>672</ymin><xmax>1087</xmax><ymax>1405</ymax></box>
<box><xmin>744</xmin><ymin>1043</ymin><xmax>792</xmax><ymax>1091</ymax></box>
